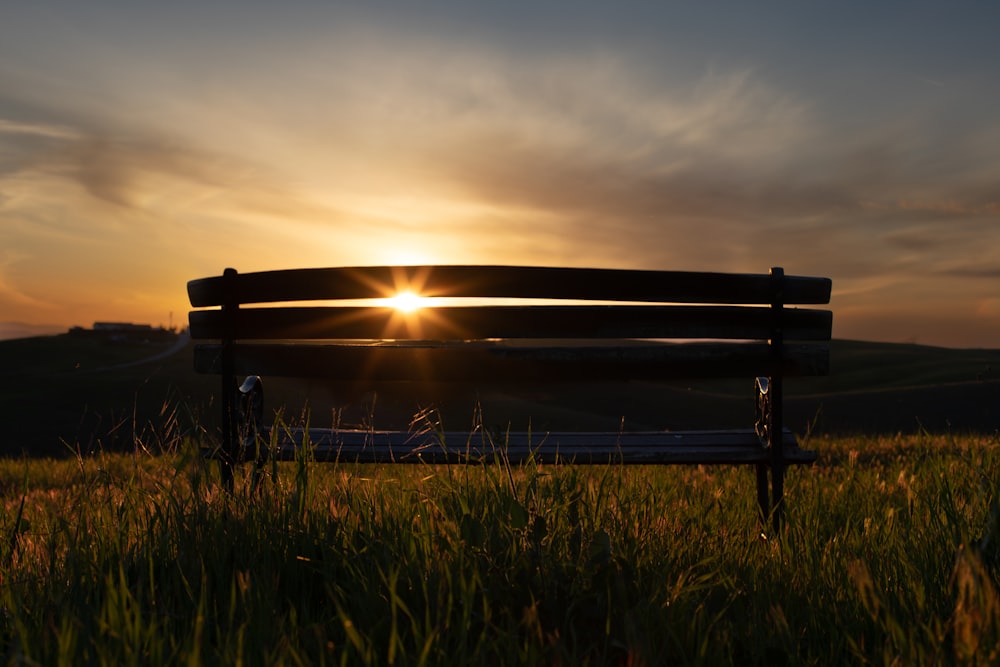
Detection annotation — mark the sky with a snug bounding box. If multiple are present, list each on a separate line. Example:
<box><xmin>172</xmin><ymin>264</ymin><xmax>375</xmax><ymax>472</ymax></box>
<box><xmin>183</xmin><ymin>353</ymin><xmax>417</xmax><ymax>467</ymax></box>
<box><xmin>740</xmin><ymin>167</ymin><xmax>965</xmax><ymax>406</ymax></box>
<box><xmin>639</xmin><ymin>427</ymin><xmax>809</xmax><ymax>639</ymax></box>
<box><xmin>1</xmin><ymin>2</ymin><xmax>998</xmax><ymax>347</ymax></box>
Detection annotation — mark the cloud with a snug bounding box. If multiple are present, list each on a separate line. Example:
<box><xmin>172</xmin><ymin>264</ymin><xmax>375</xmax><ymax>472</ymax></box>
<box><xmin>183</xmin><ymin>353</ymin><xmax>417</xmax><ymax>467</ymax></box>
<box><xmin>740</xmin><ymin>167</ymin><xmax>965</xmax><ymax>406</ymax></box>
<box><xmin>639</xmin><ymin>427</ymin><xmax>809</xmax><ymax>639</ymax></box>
<box><xmin>0</xmin><ymin>249</ymin><xmax>57</xmax><ymax>311</ymax></box>
<box><xmin>976</xmin><ymin>298</ymin><xmax>1000</xmax><ymax>318</ymax></box>
<box><xmin>2</xmin><ymin>14</ymin><xmax>1000</xmax><ymax>346</ymax></box>
<box><xmin>0</xmin><ymin>111</ymin><xmax>342</xmax><ymax>227</ymax></box>
<box><xmin>941</xmin><ymin>267</ymin><xmax>1000</xmax><ymax>279</ymax></box>
<box><xmin>341</xmin><ymin>56</ymin><xmax>997</xmax><ymax>280</ymax></box>
<box><xmin>0</xmin><ymin>117</ymin><xmax>79</xmax><ymax>141</ymax></box>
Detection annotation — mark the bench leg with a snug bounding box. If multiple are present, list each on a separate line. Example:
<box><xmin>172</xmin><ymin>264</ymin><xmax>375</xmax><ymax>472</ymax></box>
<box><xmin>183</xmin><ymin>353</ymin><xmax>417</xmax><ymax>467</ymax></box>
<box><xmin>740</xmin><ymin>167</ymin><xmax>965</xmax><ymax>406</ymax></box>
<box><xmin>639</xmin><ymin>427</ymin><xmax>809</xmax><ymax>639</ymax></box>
<box><xmin>220</xmin><ymin>376</ymin><xmax>237</xmax><ymax>492</ymax></box>
<box><xmin>756</xmin><ymin>463</ymin><xmax>787</xmax><ymax>533</ymax></box>
<box><xmin>770</xmin><ymin>463</ymin><xmax>785</xmax><ymax>533</ymax></box>
<box><xmin>238</xmin><ymin>376</ymin><xmax>269</xmax><ymax>494</ymax></box>
<box><xmin>756</xmin><ymin>463</ymin><xmax>770</xmax><ymax>527</ymax></box>
<box><xmin>757</xmin><ymin>368</ymin><xmax>787</xmax><ymax>533</ymax></box>
<box><xmin>218</xmin><ymin>376</ymin><xmax>266</xmax><ymax>492</ymax></box>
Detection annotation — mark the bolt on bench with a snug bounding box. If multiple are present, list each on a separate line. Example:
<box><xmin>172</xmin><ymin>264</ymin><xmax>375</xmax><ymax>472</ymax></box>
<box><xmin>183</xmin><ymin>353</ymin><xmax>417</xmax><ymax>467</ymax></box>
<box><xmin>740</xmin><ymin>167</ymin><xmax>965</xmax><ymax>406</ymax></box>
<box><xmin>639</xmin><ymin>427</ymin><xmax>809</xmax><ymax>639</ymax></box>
<box><xmin>187</xmin><ymin>265</ymin><xmax>832</xmax><ymax>530</ymax></box>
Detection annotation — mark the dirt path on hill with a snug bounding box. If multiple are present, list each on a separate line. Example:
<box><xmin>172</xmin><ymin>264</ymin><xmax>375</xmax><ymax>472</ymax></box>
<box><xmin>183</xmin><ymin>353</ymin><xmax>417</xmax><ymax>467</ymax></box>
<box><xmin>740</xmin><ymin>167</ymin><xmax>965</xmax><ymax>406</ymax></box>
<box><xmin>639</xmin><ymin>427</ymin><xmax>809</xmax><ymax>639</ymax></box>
<box><xmin>82</xmin><ymin>330</ymin><xmax>191</xmax><ymax>373</ymax></box>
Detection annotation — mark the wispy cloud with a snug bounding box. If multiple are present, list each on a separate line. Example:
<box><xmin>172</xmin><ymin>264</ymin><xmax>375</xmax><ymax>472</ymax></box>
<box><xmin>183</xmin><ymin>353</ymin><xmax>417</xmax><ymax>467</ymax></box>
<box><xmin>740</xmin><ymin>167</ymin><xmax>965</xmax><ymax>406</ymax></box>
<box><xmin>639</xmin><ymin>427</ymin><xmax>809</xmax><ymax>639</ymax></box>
<box><xmin>0</xmin><ymin>249</ymin><xmax>57</xmax><ymax>311</ymax></box>
<box><xmin>0</xmin><ymin>117</ymin><xmax>79</xmax><ymax>141</ymax></box>
<box><xmin>940</xmin><ymin>267</ymin><xmax>1000</xmax><ymax>279</ymax></box>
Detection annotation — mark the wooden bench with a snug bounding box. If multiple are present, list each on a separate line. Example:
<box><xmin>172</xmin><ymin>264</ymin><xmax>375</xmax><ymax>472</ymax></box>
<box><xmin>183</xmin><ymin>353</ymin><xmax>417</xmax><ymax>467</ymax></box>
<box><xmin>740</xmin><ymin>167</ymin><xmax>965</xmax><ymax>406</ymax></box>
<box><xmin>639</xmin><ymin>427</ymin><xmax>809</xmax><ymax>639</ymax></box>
<box><xmin>187</xmin><ymin>265</ymin><xmax>832</xmax><ymax>529</ymax></box>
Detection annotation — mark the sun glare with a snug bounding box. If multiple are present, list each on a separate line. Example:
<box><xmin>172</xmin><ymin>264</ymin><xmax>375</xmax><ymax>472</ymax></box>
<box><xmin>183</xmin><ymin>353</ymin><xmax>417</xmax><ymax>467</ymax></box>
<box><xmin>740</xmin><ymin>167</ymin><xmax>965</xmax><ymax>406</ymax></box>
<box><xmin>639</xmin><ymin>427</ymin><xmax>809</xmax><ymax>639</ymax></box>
<box><xmin>387</xmin><ymin>291</ymin><xmax>426</xmax><ymax>313</ymax></box>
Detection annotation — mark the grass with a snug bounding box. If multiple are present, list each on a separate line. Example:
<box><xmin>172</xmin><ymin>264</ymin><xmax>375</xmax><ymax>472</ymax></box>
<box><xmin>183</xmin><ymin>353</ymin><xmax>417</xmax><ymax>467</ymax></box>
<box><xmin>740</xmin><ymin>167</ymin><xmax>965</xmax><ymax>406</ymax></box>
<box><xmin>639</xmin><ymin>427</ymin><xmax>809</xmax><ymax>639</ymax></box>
<box><xmin>2</xmin><ymin>334</ymin><xmax>1000</xmax><ymax>663</ymax></box>
<box><xmin>2</xmin><ymin>431</ymin><xmax>1000</xmax><ymax>665</ymax></box>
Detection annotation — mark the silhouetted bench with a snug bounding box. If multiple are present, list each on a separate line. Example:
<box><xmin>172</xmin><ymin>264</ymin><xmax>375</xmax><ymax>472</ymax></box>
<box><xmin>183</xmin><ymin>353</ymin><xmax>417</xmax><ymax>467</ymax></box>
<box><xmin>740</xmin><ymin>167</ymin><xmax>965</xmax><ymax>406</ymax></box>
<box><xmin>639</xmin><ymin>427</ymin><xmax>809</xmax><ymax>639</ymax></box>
<box><xmin>187</xmin><ymin>265</ymin><xmax>832</xmax><ymax>529</ymax></box>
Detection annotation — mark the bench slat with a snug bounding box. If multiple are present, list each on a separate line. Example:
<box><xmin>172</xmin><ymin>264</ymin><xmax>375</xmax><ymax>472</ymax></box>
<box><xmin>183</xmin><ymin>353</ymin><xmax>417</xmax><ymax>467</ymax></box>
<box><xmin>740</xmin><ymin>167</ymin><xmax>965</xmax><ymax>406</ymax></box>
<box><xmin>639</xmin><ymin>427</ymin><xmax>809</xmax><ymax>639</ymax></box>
<box><xmin>194</xmin><ymin>341</ymin><xmax>830</xmax><ymax>380</ymax></box>
<box><xmin>236</xmin><ymin>428</ymin><xmax>817</xmax><ymax>465</ymax></box>
<box><xmin>189</xmin><ymin>305</ymin><xmax>833</xmax><ymax>342</ymax></box>
<box><xmin>188</xmin><ymin>266</ymin><xmax>832</xmax><ymax>307</ymax></box>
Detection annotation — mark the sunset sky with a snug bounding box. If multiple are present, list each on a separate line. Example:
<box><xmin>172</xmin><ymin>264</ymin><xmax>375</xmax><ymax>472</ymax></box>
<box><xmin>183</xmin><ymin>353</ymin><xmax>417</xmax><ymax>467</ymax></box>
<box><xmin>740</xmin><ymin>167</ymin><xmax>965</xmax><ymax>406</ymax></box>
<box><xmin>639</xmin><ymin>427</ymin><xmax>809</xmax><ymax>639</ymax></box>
<box><xmin>2</xmin><ymin>2</ymin><xmax>998</xmax><ymax>347</ymax></box>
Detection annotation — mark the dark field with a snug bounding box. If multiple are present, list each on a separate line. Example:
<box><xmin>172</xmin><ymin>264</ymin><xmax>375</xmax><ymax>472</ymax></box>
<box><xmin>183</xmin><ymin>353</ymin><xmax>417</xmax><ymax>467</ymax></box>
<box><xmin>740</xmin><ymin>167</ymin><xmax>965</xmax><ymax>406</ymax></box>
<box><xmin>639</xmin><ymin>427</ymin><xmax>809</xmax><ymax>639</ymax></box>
<box><xmin>1</xmin><ymin>333</ymin><xmax>998</xmax><ymax>457</ymax></box>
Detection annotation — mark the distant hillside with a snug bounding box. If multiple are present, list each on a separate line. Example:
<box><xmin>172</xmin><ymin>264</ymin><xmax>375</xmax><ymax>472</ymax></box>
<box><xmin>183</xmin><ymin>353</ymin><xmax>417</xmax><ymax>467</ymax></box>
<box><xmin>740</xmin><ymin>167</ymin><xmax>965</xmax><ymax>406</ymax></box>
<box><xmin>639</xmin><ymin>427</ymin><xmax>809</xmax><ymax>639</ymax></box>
<box><xmin>796</xmin><ymin>339</ymin><xmax>999</xmax><ymax>393</ymax></box>
<box><xmin>0</xmin><ymin>336</ymin><xmax>997</xmax><ymax>457</ymax></box>
<box><xmin>650</xmin><ymin>340</ymin><xmax>1000</xmax><ymax>435</ymax></box>
<box><xmin>785</xmin><ymin>339</ymin><xmax>1000</xmax><ymax>435</ymax></box>
<box><xmin>0</xmin><ymin>332</ymin><xmax>207</xmax><ymax>457</ymax></box>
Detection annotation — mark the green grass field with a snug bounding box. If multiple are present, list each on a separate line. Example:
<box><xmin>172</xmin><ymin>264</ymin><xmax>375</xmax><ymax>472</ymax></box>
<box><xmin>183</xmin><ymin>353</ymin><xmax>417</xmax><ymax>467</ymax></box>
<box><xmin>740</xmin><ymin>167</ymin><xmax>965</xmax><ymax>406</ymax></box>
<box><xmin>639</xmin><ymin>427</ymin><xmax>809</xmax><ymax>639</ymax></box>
<box><xmin>2</xmin><ymin>334</ymin><xmax>1000</xmax><ymax>664</ymax></box>
<box><xmin>2</xmin><ymin>433</ymin><xmax>999</xmax><ymax>665</ymax></box>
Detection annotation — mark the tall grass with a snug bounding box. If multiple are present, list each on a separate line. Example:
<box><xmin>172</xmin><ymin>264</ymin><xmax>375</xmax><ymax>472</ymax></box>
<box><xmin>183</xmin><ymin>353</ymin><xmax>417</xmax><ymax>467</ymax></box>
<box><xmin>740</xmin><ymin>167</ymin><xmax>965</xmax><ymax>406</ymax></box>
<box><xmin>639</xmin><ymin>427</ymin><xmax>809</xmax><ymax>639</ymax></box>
<box><xmin>1</xmin><ymin>431</ymin><xmax>999</xmax><ymax>665</ymax></box>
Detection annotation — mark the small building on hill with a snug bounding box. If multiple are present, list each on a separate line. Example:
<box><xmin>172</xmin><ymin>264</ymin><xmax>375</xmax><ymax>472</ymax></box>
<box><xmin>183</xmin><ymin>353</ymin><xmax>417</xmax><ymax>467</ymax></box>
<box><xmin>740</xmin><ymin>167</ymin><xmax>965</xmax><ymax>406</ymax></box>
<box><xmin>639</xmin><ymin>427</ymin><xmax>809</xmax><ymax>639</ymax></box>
<box><xmin>93</xmin><ymin>322</ymin><xmax>156</xmax><ymax>334</ymax></box>
<box><xmin>69</xmin><ymin>322</ymin><xmax>177</xmax><ymax>343</ymax></box>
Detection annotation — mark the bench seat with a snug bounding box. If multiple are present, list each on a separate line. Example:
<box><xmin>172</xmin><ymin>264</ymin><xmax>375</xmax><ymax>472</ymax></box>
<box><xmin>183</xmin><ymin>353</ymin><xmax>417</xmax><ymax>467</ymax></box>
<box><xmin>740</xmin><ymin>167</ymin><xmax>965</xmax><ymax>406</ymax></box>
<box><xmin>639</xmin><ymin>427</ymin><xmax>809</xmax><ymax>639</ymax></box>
<box><xmin>239</xmin><ymin>427</ymin><xmax>815</xmax><ymax>466</ymax></box>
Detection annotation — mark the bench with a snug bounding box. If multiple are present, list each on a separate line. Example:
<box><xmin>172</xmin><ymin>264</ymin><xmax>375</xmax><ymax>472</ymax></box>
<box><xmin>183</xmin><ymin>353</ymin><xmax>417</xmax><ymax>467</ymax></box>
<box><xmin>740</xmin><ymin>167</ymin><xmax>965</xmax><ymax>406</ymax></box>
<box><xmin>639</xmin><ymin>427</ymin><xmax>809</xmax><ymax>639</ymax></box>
<box><xmin>187</xmin><ymin>265</ymin><xmax>832</xmax><ymax>530</ymax></box>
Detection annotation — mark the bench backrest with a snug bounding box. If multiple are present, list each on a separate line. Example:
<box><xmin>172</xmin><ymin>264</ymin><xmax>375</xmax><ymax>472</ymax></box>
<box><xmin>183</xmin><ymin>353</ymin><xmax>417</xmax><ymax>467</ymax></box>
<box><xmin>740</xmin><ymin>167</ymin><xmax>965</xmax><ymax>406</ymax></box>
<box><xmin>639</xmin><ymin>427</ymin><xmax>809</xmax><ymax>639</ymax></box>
<box><xmin>187</xmin><ymin>265</ymin><xmax>832</xmax><ymax>383</ymax></box>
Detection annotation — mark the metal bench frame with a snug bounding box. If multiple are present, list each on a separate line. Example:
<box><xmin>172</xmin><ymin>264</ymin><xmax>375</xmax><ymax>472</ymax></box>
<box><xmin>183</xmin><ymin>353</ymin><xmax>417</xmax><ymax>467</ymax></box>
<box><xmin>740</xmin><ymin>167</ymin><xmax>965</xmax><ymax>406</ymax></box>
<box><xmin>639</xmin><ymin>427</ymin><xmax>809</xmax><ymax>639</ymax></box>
<box><xmin>188</xmin><ymin>265</ymin><xmax>832</xmax><ymax>530</ymax></box>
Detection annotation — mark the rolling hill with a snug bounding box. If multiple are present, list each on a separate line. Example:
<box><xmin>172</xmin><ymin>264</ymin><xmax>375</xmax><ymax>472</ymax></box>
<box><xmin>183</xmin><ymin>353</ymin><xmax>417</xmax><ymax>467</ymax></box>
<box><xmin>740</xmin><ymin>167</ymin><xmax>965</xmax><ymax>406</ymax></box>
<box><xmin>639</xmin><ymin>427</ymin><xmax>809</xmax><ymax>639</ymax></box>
<box><xmin>1</xmin><ymin>334</ymin><xmax>997</xmax><ymax>457</ymax></box>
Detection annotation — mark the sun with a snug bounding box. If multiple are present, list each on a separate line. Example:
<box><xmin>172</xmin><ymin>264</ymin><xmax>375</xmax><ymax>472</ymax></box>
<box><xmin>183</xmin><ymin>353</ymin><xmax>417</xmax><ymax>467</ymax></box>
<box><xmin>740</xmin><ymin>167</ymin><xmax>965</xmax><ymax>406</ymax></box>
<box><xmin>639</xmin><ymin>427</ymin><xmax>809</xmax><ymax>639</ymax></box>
<box><xmin>386</xmin><ymin>291</ymin><xmax>427</xmax><ymax>313</ymax></box>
